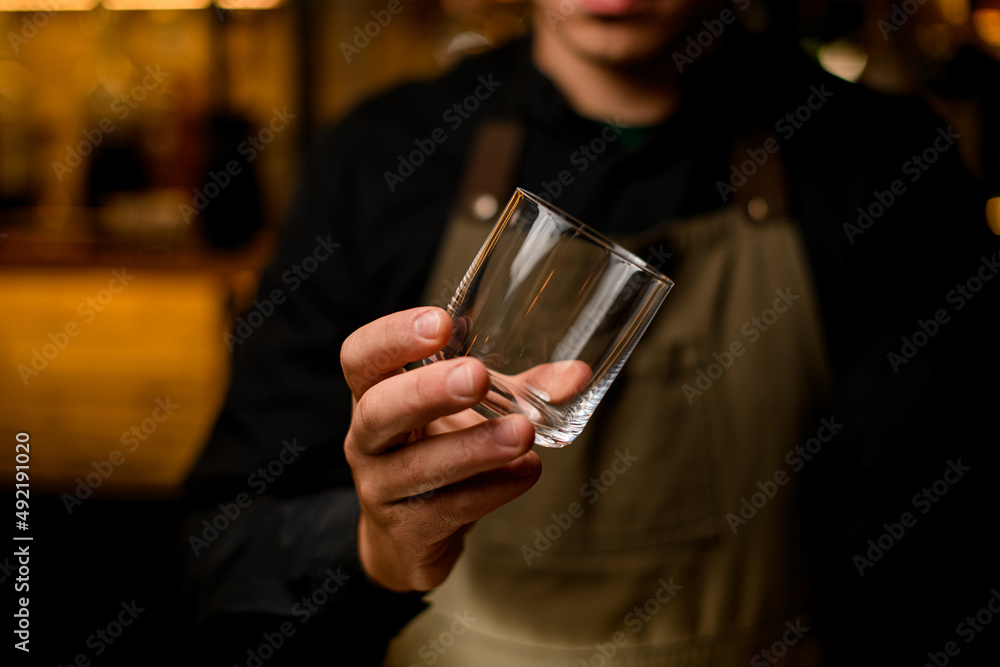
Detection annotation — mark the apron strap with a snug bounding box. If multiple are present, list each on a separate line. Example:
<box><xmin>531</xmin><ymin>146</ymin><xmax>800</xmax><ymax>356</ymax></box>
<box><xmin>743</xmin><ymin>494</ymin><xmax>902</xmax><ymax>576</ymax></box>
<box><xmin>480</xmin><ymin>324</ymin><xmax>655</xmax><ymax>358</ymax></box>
<box><xmin>421</xmin><ymin>123</ymin><xmax>789</xmax><ymax>307</ymax></box>
<box><xmin>421</xmin><ymin>119</ymin><xmax>526</xmax><ymax>306</ymax></box>
<box><xmin>729</xmin><ymin>130</ymin><xmax>790</xmax><ymax>222</ymax></box>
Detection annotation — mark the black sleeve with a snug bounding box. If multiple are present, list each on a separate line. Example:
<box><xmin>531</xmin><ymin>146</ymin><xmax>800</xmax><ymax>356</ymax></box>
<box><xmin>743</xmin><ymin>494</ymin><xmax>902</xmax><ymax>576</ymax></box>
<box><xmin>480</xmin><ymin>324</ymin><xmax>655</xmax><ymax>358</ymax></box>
<box><xmin>791</xmin><ymin>92</ymin><xmax>1000</xmax><ymax>665</ymax></box>
<box><xmin>175</xmin><ymin>119</ymin><xmax>429</xmax><ymax>666</ymax></box>
<box><xmin>172</xmin><ymin>43</ymin><xmax>517</xmax><ymax>665</ymax></box>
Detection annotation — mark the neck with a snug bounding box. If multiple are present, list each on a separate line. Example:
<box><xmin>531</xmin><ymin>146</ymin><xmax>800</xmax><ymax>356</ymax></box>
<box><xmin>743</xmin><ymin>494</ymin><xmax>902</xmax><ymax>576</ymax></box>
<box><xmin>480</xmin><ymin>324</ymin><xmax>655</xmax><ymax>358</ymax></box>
<box><xmin>531</xmin><ymin>32</ymin><xmax>681</xmax><ymax>127</ymax></box>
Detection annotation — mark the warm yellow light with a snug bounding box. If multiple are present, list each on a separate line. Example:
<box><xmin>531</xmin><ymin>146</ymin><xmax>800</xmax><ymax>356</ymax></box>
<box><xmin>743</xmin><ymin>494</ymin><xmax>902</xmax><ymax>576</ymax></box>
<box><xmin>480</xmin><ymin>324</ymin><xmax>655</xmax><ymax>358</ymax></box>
<box><xmin>101</xmin><ymin>0</ymin><xmax>211</xmax><ymax>8</ymax></box>
<box><xmin>972</xmin><ymin>8</ymin><xmax>1000</xmax><ymax>47</ymax></box>
<box><xmin>0</xmin><ymin>0</ymin><xmax>98</xmax><ymax>9</ymax></box>
<box><xmin>0</xmin><ymin>0</ymin><xmax>282</xmax><ymax>8</ymax></box>
<box><xmin>935</xmin><ymin>0</ymin><xmax>970</xmax><ymax>26</ymax></box>
<box><xmin>987</xmin><ymin>197</ymin><xmax>1000</xmax><ymax>236</ymax></box>
<box><xmin>217</xmin><ymin>0</ymin><xmax>283</xmax><ymax>8</ymax></box>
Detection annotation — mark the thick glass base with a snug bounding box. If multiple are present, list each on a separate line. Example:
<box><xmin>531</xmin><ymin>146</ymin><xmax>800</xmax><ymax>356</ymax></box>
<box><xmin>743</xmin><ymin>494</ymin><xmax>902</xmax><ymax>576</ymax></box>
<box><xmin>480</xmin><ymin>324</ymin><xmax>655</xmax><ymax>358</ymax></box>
<box><xmin>472</xmin><ymin>376</ymin><xmax>590</xmax><ymax>448</ymax></box>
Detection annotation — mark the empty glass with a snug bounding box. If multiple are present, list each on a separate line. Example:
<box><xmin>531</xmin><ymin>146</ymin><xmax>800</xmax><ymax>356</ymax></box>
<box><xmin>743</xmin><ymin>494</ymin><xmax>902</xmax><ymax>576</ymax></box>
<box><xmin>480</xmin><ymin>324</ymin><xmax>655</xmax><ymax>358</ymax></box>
<box><xmin>426</xmin><ymin>188</ymin><xmax>673</xmax><ymax>447</ymax></box>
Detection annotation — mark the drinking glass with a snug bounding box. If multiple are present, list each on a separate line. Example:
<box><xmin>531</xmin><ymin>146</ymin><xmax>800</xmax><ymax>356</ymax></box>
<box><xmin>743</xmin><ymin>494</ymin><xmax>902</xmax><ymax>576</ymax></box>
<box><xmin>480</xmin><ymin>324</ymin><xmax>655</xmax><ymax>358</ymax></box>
<box><xmin>426</xmin><ymin>188</ymin><xmax>673</xmax><ymax>447</ymax></box>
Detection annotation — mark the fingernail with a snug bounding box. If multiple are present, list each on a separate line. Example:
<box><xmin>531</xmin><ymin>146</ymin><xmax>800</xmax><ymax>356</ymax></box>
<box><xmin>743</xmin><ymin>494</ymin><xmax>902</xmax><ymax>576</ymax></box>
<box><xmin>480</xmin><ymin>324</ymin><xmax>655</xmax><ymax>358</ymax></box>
<box><xmin>447</xmin><ymin>363</ymin><xmax>476</xmax><ymax>398</ymax></box>
<box><xmin>414</xmin><ymin>310</ymin><xmax>440</xmax><ymax>340</ymax></box>
<box><xmin>495</xmin><ymin>418</ymin><xmax>523</xmax><ymax>449</ymax></box>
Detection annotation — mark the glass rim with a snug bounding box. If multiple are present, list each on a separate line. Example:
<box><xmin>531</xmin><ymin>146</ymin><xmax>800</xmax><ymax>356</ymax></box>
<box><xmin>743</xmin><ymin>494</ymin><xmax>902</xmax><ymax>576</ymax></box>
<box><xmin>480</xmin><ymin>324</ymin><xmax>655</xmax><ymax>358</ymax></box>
<box><xmin>514</xmin><ymin>188</ymin><xmax>674</xmax><ymax>288</ymax></box>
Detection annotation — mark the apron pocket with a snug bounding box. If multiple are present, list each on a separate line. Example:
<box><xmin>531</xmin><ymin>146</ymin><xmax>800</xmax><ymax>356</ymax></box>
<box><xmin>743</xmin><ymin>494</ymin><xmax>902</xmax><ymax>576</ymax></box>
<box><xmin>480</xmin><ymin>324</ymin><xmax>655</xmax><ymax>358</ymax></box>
<box><xmin>569</xmin><ymin>331</ymin><xmax>726</xmax><ymax>549</ymax></box>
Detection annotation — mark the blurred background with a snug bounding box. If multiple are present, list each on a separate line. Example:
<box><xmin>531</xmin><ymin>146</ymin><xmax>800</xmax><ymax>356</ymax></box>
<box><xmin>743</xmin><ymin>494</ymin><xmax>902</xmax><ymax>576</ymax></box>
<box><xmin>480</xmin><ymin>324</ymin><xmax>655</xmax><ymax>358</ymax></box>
<box><xmin>0</xmin><ymin>0</ymin><xmax>997</xmax><ymax>664</ymax></box>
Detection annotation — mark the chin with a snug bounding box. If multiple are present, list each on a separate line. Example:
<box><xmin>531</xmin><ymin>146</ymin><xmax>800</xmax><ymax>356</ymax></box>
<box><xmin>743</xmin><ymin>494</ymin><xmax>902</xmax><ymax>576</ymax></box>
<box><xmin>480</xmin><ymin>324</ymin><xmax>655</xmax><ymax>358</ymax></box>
<box><xmin>551</xmin><ymin>20</ymin><xmax>684</xmax><ymax>67</ymax></box>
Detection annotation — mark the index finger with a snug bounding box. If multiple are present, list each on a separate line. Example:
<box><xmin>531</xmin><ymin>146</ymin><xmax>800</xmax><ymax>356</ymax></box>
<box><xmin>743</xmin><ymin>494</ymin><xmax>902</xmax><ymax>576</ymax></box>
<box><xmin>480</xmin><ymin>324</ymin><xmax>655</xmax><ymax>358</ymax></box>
<box><xmin>341</xmin><ymin>307</ymin><xmax>452</xmax><ymax>398</ymax></box>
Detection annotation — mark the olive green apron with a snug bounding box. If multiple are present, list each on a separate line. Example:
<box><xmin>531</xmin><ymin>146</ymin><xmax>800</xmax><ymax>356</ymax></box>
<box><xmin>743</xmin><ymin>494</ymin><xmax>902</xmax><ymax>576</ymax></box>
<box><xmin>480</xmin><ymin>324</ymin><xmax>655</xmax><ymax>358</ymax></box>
<box><xmin>385</xmin><ymin>126</ymin><xmax>832</xmax><ymax>666</ymax></box>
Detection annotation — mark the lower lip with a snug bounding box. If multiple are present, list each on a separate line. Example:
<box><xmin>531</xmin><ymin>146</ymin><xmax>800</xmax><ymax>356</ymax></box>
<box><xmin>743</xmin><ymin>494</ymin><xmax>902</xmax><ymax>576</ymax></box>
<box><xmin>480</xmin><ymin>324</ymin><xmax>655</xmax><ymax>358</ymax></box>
<box><xmin>577</xmin><ymin>0</ymin><xmax>649</xmax><ymax>17</ymax></box>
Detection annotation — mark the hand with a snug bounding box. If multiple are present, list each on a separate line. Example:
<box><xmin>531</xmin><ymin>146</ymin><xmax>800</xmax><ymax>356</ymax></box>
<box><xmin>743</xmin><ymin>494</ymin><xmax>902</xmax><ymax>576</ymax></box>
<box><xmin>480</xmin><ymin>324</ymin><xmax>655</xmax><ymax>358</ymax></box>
<box><xmin>341</xmin><ymin>307</ymin><xmax>541</xmax><ymax>592</ymax></box>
